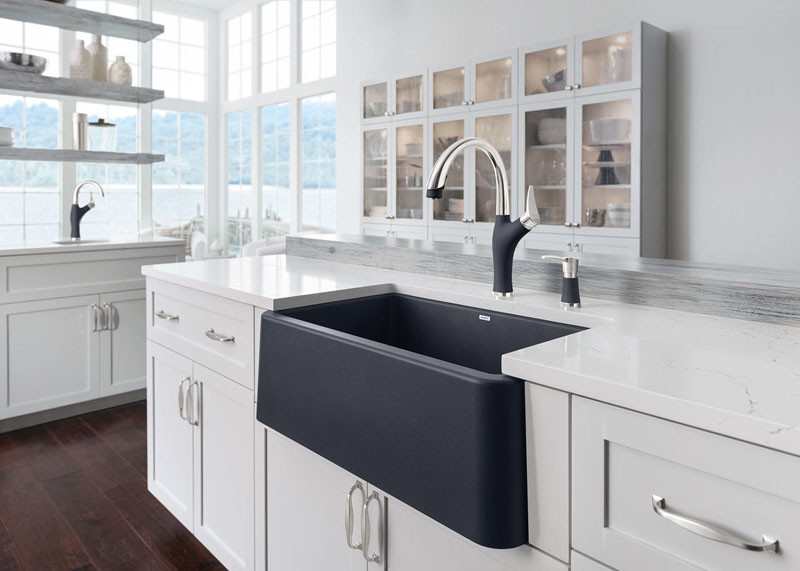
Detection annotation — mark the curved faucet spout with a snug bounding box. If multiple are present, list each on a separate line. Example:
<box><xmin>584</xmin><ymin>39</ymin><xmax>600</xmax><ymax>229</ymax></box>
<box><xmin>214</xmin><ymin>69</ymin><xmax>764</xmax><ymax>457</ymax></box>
<box><xmin>425</xmin><ymin>137</ymin><xmax>510</xmax><ymax>216</ymax></box>
<box><xmin>70</xmin><ymin>180</ymin><xmax>105</xmax><ymax>240</ymax></box>
<box><xmin>72</xmin><ymin>180</ymin><xmax>105</xmax><ymax>206</ymax></box>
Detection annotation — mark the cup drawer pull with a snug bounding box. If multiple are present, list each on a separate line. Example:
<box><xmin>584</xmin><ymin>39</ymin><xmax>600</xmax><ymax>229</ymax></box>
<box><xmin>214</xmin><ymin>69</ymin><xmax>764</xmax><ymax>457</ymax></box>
<box><xmin>205</xmin><ymin>328</ymin><xmax>235</xmax><ymax>343</ymax></box>
<box><xmin>156</xmin><ymin>310</ymin><xmax>179</xmax><ymax>321</ymax></box>
<box><xmin>652</xmin><ymin>495</ymin><xmax>778</xmax><ymax>553</ymax></box>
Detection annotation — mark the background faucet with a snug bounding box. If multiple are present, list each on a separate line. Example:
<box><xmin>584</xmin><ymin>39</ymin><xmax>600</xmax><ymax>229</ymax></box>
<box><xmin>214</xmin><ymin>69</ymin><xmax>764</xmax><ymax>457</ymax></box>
<box><xmin>70</xmin><ymin>180</ymin><xmax>105</xmax><ymax>240</ymax></box>
<box><xmin>426</xmin><ymin>137</ymin><xmax>540</xmax><ymax>298</ymax></box>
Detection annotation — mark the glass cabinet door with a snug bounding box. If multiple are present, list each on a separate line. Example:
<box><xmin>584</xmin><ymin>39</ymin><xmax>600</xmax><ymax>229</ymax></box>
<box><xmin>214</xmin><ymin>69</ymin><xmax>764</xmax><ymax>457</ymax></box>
<box><xmin>432</xmin><ymin>66</ymin><xmax>467</xmax><ymax>112</ymax></box>
<box><xmin>474</xmin><ymin>111</ymin><xmax>513</xmax><ymax>223</ymax></box>
<box><xmin>395</xmin><ymin>74</ymin><xmax>423</xmax><ymax>116</ymax></box>
<box><xmin>523</xmin><ymin>43</ymin><xmax>570</xmax><ymax>99</ymax></box>
<box><xmin>394</xmin><ymin>123</ymin><xmax>424</xmax><ymax>221</ymax></box>
<box><xmin>523</xmin><ymin>105</ymin><xmax>570</xmax><ymax>228</ymax></box>
<box><xmin>580</xmin><ymin>31</ymin><xmax>634</xmax><ymax>92</ymax></box>
<box><xmin>363</xmin><ymin>127</ymin><xmax>389</xmax><ymax>218</ymax></box>
<box><xmin>474</xmin><ymin>55</ymin><xmax>514</xmax><ymax>108</ymax></box>
<box><xmin>363</xmin><ymin>81</ymin><xmax>388</xmax><ymax>120</ymax></box>
<box><xmin>578</xmin><ymin>96</ymin><xmax>634</xmax><ymax>231</ymax></box>
<box><xmin>431</xmin><ymin>117</ymin><xmax>465</xmax><ymax>222</ymax></box>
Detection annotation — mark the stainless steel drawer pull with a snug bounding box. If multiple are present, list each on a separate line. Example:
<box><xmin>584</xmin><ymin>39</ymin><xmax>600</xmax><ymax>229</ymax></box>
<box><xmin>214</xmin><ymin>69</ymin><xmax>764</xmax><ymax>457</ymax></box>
<box><xmin>344</xmin><ymin>481</ymin><xmax>364</xmax><ymax>551</ymax></box>
<box><xmin>652</xmin><ymin>495</ymin><xmax>778</xmax><ymax>553</ymax></box>
<box><xmin>205</xmin><ymin>328</ymin><xmax>235</xmax><ymax>343</ymax></box>
<box><xmin>178</xmin><ymin>377</ymin><xmax>191</xmax><ymax>421</ymax></box>
<box><xmin>362</xmin><ymin>491</ymin><xmax>383</xmax><ymax>563</ymax></box>
<box><xmin>156</xmin><ymin>310</ymin><xmax>179</xmax><ymax>321</ymax></box>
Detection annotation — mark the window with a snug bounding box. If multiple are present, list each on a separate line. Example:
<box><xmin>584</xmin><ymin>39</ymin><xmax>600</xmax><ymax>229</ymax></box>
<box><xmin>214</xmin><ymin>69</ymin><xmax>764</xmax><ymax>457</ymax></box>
<box><xmin>227</xmin><ymin>110</ymin><xmax>252</xmax><ymax>252</ymax></box>
<box><xmin>76</xmin><ymin>1</ymin><xmax>140</xmax><ymax>85</ymax></box>
<box><xmin>261</xmin><ymin>104</ymin><xmax>291</xmax><ymax>237</ymax></box>
<box><xmin>152</xmin><ymin>112</ymin><xmax>206</xmax><ymax>247</ymax></box>
<box><xmin>75</xmin><ymin>102</ymin><xmax>139</xmax><ymax>239</ymax></box>
<box><xmin>227</xmin><ymin>12</ymin><xmax>253</xmax><ymax>101</ymax></box>
<box><xmin>0</xmin><ymin>96</ymin><xmax>59</xmax><ymax>242</ymax></box>
<box><xmin>300</xmin><ymin>0</ymin><xmax>336</xmax><ymax>83</ymax></box>
<box><xmin>261</xmin><ymin>0</ymin><xmax>291</xmax><ymax>93</ymax></box>
<box><xmin>153</xmin><ymin>12</ymin><xmax>206</xmax><ymax>101</ymax></box>
<box><xmin>0</xmin><ymin>19</ymin><xmax>60</xmax><ymax>76</ymax></box>
<box><xmin>301</xmin><ymin>93</ymin><xmax>335</xmax><ymax>231</ymax></box>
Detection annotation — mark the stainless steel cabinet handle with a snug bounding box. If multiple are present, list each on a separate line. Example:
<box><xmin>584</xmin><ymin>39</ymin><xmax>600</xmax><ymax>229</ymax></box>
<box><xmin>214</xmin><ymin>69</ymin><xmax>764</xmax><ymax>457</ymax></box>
<box><xmin>178</xmin><ymin>377</ymin><xmax>191</xmax><ymax>422</ymax></box>
<box><xmin>361</xmin><ymin>491</ymin><xmax>383</xmax><ymax>563</ymax></box>
<box><xmin>652</xmin><ymin>495</ymin><xmax>778</xmax><ymax>553</ymax></box>
<box><xmin>186</xmin><ymin>381</ymin><xmax>200</xmax><ymax>426</ymax></box>
<box><xmin>91</xmin><ymin>304</ymin><xmax>100</xmax><ymax>332</ymax></box>
<box><xmin>102</xmin><ymin>303</ymin><xmax>112</xmax><ymax>330</ymax></box>
<box><xmin>344</xmin><ymin>481</ymin><xmax>364</xmax><ymax>551</ymax></box>
<box><xmin>205</xmin><ymin>328</ymin><xmax>235</xmax><ymax>343</ymax></box>
<box><xmin>155</xmin><ymin>310</ymin><xmax>179</xmax><ymax>321</ymax></box>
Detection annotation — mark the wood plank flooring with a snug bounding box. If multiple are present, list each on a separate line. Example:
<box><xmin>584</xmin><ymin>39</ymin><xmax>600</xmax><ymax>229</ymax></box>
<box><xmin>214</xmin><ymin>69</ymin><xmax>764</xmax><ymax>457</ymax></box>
<box><xmin>0</xmin><ymin>402</ymin><xmax>224</xmax><ymax>571</ymax></box>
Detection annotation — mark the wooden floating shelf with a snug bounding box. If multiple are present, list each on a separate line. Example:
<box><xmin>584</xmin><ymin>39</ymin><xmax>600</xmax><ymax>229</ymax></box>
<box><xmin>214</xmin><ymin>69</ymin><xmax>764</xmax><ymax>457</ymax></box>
<box><xmin>0</xmin><ymin>0</ymin><xmax>164</xmax><ymax>42</ymax></box>
<box><xmin>0</xmin><ymin>148</ymin><xmax>164</xmax><ymax>164</ymax></box>
<box><xmin>0</xmin><ymin>70</ymin><xmax>164</xmax><ymax>103</ymax></box>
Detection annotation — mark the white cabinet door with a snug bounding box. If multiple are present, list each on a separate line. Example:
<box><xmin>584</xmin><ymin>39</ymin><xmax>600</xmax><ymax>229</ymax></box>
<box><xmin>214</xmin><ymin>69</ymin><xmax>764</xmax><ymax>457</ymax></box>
<box><xmin>0</xmin><ymin>294</ymin><xmax>101</xmax><ymax>419</ymax></box>
<box><xmin>192</xmin><ymin>363</ymin><xmax>255</xmax><ymax>571</ymax></box>
<box><xmin>147</xmin><ymin>341</ymin><xmax>194</xmax><ymax>530</ymax></box>
<box><xmin>267</xmin><ymin>430</ymin><xmax>366</xmax><ymax>571</ymax></box>
<box><xmin>365</xmin><ymin>486</ymin><xmax>567</xmax><ymax>571</ymax></box>
<box><xmin>100</xmin><ymin>290</ymin><xmax>146</xmax><ymax>397</ymax></box>
<box><xmin>574</xmin><ymin>235</ymin><xmax>640</xmax><ymax>256</ymax></box>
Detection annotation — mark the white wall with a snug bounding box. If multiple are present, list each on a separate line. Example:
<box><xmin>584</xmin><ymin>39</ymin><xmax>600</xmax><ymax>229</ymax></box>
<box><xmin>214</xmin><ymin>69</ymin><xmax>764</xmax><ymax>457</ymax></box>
<box><xmin>336</xmin><ymin>0</ymin><xmax>800</xmax><ymax>269</ymax></box>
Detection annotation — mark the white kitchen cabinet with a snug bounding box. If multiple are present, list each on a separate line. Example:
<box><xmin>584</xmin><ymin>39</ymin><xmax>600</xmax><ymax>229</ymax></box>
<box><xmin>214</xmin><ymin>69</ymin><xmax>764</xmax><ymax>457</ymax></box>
<box><xmin>0</xmin><ymin>294</ymin><xmax>101</xmax><ymax>419</ymax></box>
<box><xmin>361</xmin><ymin>71</ymin><xmax>425</xmax><ymax>123</ymax></box>
<box><xmin>571</xmin><ymin>551</ymin><xmax>616</xmax><ymax>571</ymax></box>
<box><xmin>193</xmin><ymin>363</ymin><xmax>254</xmax><ymax>571</ymax></box>
<box><xmin>470</xmin><ymin>51</ymin><xmax>517</xmax><ymax>112</ymax></box>
<box><xmin>427</xmin><ymin>60</ymin><xmax>470</xmax><ymax>116</ymax></box>
<box><xmin>147</xmin><ymin>341</ymin><xmax>194</xmax><ymax>529</ymax></box>
<box><xmin>267</xmin><ymin>429</ymin><xmax>365</xmax><ymax>571</ymax></box>
<box><xmin>519</xmin><ymin>37</ymin><xmax>575</xmax><ymax>104</ymax></box>
<box><xmin>100</xmin><ymin>289</ymin><xmax>146</xmax><ymax>397</ymax></box>
<box><xmin>147</xmin><ymin>341</ymin><xmax>255</xmax><ymax>571</ymax></box>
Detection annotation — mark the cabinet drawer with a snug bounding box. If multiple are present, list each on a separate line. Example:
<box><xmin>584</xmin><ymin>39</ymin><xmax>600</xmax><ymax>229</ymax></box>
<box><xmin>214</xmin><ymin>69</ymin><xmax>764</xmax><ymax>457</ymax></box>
<box><xmin>572</xmin><ymin>397</ymin><xmax>800</xmax><ymax>571</ymax></box>
<box><xmin>147</xmin><ymin>280</ymin><xmax>254</xmax><ymax>390</ymax></box>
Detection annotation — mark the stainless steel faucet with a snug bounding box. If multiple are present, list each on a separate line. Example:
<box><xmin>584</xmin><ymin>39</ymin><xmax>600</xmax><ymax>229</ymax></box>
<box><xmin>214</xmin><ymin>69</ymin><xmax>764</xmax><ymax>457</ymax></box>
<box><xmin>70</xmin><ymin>180</ymin><xmax>105</xmax><ymax>240</ymax></box>
<box><xmin>426</xmin><ymin>137</ymin><xmax>540</xmax><ymax>298</ymax></box>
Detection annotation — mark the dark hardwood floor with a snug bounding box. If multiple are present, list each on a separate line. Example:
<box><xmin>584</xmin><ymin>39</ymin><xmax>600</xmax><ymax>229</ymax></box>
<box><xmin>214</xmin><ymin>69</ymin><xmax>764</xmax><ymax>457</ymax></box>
<box><xmin>0</xmin><ymin>402</ymin><xmax>224</xmax><ymax>571</ymax></box>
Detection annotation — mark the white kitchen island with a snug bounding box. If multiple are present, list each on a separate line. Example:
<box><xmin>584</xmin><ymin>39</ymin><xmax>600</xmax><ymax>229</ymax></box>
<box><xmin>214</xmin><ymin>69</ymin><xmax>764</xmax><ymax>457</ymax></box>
<box><xmin>143</xmin><ymin>252</ymin><xmax>800</xmax><ymax>571</ymax></box>
<box><xmin>0</xmin><ymin>235</ymin><xmax>184</xmax><ymax>430</ymax></box>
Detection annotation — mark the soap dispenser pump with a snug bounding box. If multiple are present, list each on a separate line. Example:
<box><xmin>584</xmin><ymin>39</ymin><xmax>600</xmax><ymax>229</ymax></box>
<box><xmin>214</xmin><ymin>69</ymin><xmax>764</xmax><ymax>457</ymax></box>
<box><xmin>541</xmin><ymin>255</ymin><xmax>581</xmax><ymax>308</ymax></box>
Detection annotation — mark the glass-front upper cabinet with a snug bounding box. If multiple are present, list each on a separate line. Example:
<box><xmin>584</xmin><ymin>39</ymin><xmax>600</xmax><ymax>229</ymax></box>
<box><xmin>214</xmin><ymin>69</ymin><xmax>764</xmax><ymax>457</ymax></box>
<box><xmin>429</xmin><ymin>115</ymin><xmax>467</xmax><ymax>222</ymax></box>
<box><xmin>362</xmin><ymin>79</ymin><xmax>389</xmax><ymax>122</ymax></box>
<box><xmin>428</xmin><ymin>63</ymin><xmax>469</xmax><ymax>116</ymax></box>
<box><xmin>577</xmin><ymin>26</ymin><xmax>640</xmax><ymax>95</ymax></box>
<box><xmin>393</xmin><ymin>120</ymin><xmax>426</xmax><ymax>222</ymax></box>
<box><xmin>361</xmin><ymin>73</ymin><xmax>425</xmax><ymax>122</ymax></box>
<box><xmin>473</xmin><ymin>109</ymin><xmax>515</xmax><ymax>223</ymax></box>
<box><xmin>394</xmin><ymin>73</ymin><xmax>425</xmax><ymax>119</ymax></box>
<box><xmin>575</xmin><ymin>91</ymin><xmax>639</xmax><ymax>236</ymax></box>
<box><xmin>471</xmin><ymin>52</ymin><xmax>516</xmax><ymax>111</ymax></box>
<box><xmin>520</xmin><ymin>39</ymin><xmax>574</xmax><ymax>103</ymax></box>
<box><xmin>520</xmin><ymin>102</ymin><xmax>573</xmax><ymax>231</ymax></box>
<box><xmin>362</xmin><ymin>126</ymin><xmax>389</xmax><ymax>219</ymax></box>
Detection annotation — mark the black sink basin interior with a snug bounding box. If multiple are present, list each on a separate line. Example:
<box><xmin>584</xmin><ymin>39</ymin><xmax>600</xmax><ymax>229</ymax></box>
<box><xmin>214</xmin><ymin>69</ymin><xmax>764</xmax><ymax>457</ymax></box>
<box><xmin>257</xmin><ymin>293</ymin><xmax>585</xmax><ymax>549</ymax></box>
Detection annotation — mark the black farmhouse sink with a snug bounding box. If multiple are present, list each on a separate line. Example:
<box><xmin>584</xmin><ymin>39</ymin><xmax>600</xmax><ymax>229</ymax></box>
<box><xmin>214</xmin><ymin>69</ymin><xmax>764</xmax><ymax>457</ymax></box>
<box><xmin>256</xmin><ymin>293</ymin><xmax>584</xmax><ymax>549</ymax></box>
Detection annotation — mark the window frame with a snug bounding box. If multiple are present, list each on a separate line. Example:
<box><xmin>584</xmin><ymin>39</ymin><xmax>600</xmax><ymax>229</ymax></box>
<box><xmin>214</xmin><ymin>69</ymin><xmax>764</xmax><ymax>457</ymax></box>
<box><xmin>220</xmin><ymin>0</ymin><xmax>335</xmax><ymax>246</ymax></box>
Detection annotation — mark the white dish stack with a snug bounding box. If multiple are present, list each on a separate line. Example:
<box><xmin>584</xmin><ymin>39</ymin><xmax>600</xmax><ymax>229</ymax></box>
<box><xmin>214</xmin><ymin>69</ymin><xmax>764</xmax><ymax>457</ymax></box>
<box><xmin>607</xmin><ymin>203</ymin><xmax>631</xmax><ymax>227</ymax></box>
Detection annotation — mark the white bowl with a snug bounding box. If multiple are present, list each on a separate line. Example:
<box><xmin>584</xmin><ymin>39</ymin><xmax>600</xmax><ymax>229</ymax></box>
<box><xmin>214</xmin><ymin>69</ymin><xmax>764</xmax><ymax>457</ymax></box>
<box><xmin>587</xmin><ymin>118</ymin><xmax>631</xmax><ymax>144</ymax></box>
<box><xmin>537</xmin><ymin>118</ymin><xmax>566</xmax><ymax>145</ymax></box>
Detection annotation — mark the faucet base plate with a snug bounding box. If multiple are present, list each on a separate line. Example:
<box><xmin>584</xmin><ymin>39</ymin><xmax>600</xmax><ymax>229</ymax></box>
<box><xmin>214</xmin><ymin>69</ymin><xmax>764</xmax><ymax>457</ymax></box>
<box><xmin>493</xmin><ymin>292</ymin><xmax>513</xmax><ymax>299</ymax></box>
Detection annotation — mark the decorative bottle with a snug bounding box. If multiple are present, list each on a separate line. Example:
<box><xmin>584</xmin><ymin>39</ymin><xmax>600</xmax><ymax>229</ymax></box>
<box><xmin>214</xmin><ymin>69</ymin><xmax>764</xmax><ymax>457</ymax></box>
<box><xmin>87</xmin><ymin>35</ymin><xmax>108</xmax><ymax>82</ymax></box>
<box><xmin>109</xmin><ymin>56</ymin><xmax>132</xmax><ymax>86</ymax></box>
<box><xmin>69</xmin><ymin>40</ymin><xmax>92</xmax><ymax>81</ymax></box>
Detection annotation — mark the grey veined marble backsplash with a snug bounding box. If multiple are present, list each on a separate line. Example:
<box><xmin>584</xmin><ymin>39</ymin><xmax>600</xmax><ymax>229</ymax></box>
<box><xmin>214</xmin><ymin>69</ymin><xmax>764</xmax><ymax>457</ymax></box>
<box><xmin>286</xmin><ymin>234</ymin><xmax>800</xmax><ymax>327</ymax></box>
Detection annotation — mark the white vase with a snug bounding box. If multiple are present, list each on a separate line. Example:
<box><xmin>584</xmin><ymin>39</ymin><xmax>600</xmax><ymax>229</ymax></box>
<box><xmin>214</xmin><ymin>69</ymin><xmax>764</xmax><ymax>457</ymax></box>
<box><xmin>109</xmin><ymin>56</ymin><xmax>132</xmax><ymax>86</ymax></box>
<box><xmin>69</xmin><ymin>40</ymin><xmax>92</xmax><ymax>81</ymax></box>
<box><xmin>87</xmin><ymin>34</ymin><xmax>108</xmax><ymax>82</ymax></box>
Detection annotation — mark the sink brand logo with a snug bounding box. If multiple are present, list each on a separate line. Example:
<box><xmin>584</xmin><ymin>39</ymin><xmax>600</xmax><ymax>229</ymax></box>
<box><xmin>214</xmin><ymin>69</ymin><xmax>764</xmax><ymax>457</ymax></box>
<box><xmin>479</xmin><ymin>315</ymin><xmax>491</xmax><ymax>321</ymax></box>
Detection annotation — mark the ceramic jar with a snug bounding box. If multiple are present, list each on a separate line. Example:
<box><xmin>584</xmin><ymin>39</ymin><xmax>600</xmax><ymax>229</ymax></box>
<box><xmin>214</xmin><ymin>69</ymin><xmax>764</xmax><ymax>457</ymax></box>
<box><xmin>109</xmin><ymin>56</ymin><xmax>132</xmax><ymax>86</ymax></box>
<box><xmin>69</xmin><ymin>39</ymin><xmax>92</xmax><ymax>81</ymax></box>
<box><xmin>87</xmin><ymin>35</ymin><xmax>108</xmax><ymax>82</ymax></box>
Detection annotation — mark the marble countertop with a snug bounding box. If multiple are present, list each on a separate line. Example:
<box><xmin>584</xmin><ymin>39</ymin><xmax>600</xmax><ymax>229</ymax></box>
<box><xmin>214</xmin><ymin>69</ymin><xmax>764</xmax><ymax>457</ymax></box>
<box><xmin>0</xmin><ymin>234</ymin><xmax>185</xmax><ymax>256</ymax></box>
<box><xmin>143</xmin><ymin>254</ymin><xmax>800</xmax><ymax>456</ymax></box>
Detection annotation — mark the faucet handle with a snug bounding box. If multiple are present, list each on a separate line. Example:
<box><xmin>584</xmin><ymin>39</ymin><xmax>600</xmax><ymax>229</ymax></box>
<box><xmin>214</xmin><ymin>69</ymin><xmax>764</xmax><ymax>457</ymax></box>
<box><xmin>520</xmin><ymin>185</ymin><xmax>540</xmax><ymax>230</ymax></box>
<box><xmin>541</xmin><ymin>255</ymin><xmax>579</xmax><ymax>279</ymax></box>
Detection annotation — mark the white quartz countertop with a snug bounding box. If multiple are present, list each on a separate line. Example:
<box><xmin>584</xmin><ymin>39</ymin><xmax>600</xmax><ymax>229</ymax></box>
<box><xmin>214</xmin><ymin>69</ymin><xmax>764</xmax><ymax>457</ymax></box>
<box><xmin>0</xmin><ymin>234</ymin><xmax>184</xmax><ymax>256</ymax></box>
<box><xmin>143</xmin><ymin>255</ymin><xmax>800</xmax><ymax>456</ymax></box>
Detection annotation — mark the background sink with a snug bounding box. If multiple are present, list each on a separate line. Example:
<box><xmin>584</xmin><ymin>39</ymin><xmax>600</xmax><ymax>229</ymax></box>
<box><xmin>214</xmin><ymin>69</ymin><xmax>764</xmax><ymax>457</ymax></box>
<box><xmin>257</xmin><ymin>293</ymin><xmax>585</xmax><ymax>549</ymax></box>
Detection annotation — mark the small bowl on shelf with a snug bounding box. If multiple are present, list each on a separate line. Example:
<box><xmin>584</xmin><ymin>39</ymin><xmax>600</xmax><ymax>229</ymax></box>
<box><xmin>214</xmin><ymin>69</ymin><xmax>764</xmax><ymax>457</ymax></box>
<box><xmin>0</xmin><ymin>52</ymin><xmax>47</xmax><ymax>74</ymax></box>
<box><xmin>537</xmin><ymin>118</ymin><xmax>566</xmax><ymax>145</ymax></box>
<box><xmin>541</xmin><ymin>69</ymin><xmax>566</xmax><ymax>92</ymax></box>
<box><xmin>586</xmin><ymin>119</ymin><xmax>631</xmax><ymax>144</ymax></box>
